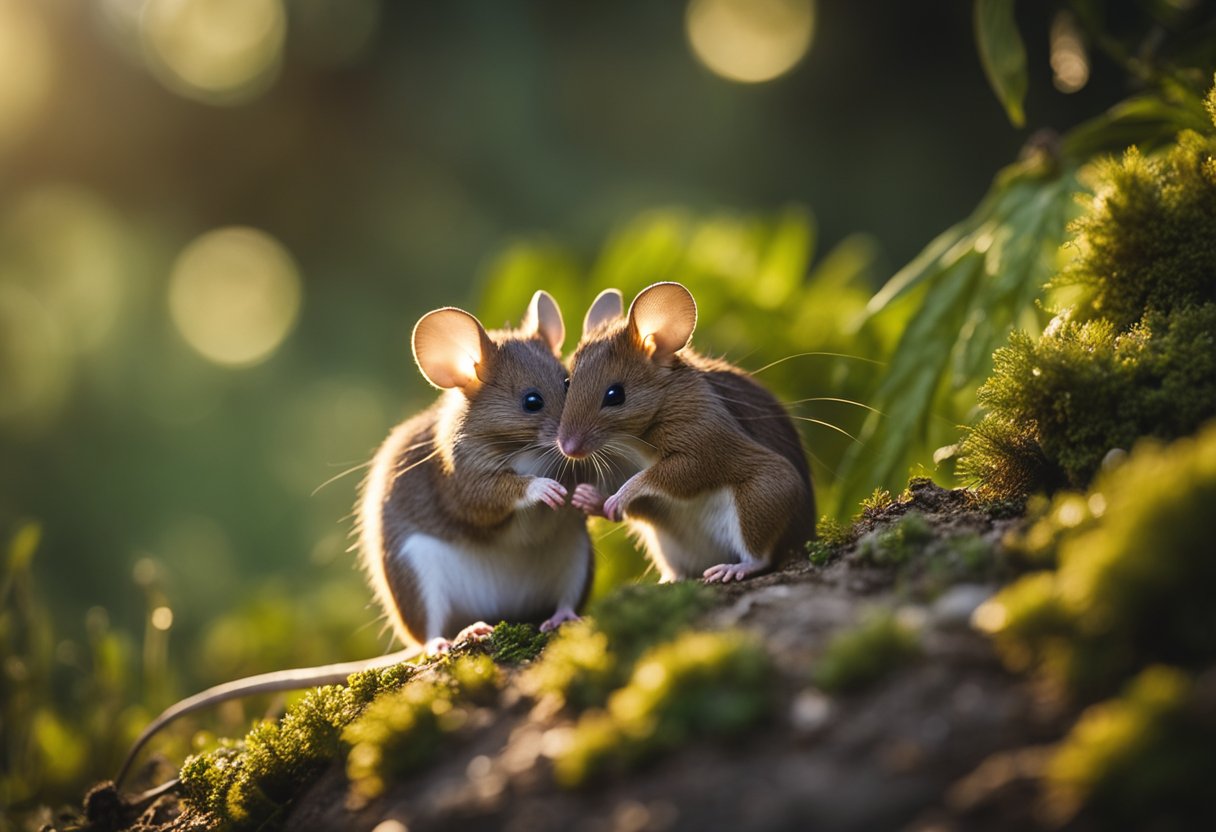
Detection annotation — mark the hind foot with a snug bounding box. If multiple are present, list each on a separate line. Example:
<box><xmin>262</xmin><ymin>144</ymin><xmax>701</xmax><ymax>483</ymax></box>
<box><xmin>703</xmin><ymin>561</ymin><xmax>768</xmax><ymax>584</ymax></box>
<box><xmin>540</xmin><ymin>607</ymin><xmax>580</xmax><ymax>632</ymax></box>
<box><xmin>456</xmin><ymin>621</ymin><xmax>495</xmax><ymax>642</ymax></box>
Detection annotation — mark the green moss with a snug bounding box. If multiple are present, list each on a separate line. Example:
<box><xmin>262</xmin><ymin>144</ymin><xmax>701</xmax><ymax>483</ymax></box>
<box><xmin>521</xmin><ymin>582</ymin><xmax>714</xmax><ymax>710</ymax></box>
<box><xmin>553</xmin><ymin>631</ymin><xmax>772</xmax><ymax>787</ymax></box>
<box><xmin>859</xmin><ymin>488</ymin><xmax>895</xmax><ymax>515</ymax></box>
<box><xmin>812</xmin><ymin>610</ymin><xmax>921</xmax><ymax>694</ymax></box>
<box><xmin>178</xmin><ymin>659</ymin><xmax>416</xmax><ymax>831</ymax></box>
<box><xmin>856</xmin><ymin>511</ymin><xmax>933</xmax><ymax>567</ymax></box>
<box><xmin>488</xmin><ymin>621</ymin><xmax>549</xmax><ymax>664</ymax></box>
<box><xmin>806</xmin><ymin>515</ymin><xmax>854</xmax><ymax>566</ymax></box>
<box><xmin>343</xmin><ymin>655</ymin><xmax>501</xmax><ymax>800</ymax></box>
<box><xmin>977</xmin><ymin>423</ymin><xmax>1216</xmax><ymax>698</ymax></box>
<box><xmin>960</xmin><ymin>304</ymin><xmax>1216</xmax><ymax>497</ymax></box>
<box><xmin>1047</xmin><ymin>665</ymin><xmax>1216</xmax><ymax>827</ymax></box>
<box><xmin>1060</xmin><ymin>132</ymin><xmax>1216</xmax><ymax>332</ymax></box>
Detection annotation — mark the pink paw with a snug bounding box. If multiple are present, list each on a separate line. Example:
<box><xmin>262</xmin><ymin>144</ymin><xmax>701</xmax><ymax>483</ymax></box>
<box><xmin>603</xmin><ymin>491</ymin><xmax>626</xmax><ymax>522</ymax></box>
<box><xmin>525</xmin><ymin>477</ymin><xmax>568</xmax><ymax>510</ymax></box>
<box><xmin>571</xmin><ymin>483</ymin><xmax>607</xmax><ymax>517</ymax></box>
<box><xmin>702</xmin><ymin>561</ymin><xmax>767</xmax><ymax>584</ymax></box>
<box><xmin>456</xmin><ymin>621</ymin><xmax>495</xmax><ymax>643</ymax></box>
<box><xmin>539</xmin><ymin>607</ymin><xmax>580</xmax><ymax>632</ymax></box>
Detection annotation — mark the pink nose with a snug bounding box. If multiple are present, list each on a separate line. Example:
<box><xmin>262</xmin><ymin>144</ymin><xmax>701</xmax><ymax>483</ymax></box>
<box><xmin>559</xmin><ymin>436</ymin><xmax>587</xmax><ymax>459</ymax></box>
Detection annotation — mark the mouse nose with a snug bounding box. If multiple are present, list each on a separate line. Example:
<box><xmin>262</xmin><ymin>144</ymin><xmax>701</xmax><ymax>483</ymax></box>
<box><xmin>559</xmin><ymin>435</ymin><xmax>588</xmax><ymax>459</ymax></box>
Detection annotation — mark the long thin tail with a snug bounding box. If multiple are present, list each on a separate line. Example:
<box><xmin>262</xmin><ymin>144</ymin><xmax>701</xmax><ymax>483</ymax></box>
<box><xmin>115</xmin><ymin>646</ymin><xmax>422</xmax><ymax>788</ymax></box>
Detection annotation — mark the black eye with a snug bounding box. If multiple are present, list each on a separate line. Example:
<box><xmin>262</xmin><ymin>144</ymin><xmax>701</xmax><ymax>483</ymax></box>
<box><xmin>563</xmin><ymin>377</ymin><xmax>570</xmax><ymax>390</ymax></box>
<box><xmin>602</xmin><ymin>383</ymin><xmax>625</xmax><ymax>407</ymax></box>
<box><xmin>522</xmin><ymin>390</ymin><xmax>544</xmax><ymax>412</ymax></box>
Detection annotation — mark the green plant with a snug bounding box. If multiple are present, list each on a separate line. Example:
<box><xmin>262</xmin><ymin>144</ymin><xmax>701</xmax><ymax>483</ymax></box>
<box><xmin>488</xmin><ymin>621</ymin><xmax>549</xmax><ymax>665</ymax></box>
<box><xmin>855</xmin><ymin>512</ymin><xmax>933</xmax><ymax>567</ymax></box>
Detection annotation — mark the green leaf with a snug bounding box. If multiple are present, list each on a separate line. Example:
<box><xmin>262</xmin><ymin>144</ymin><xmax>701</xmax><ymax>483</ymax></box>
<box><xmin>974</xmin><ymin>0</ymin><xmax>1028</xmax><ymax>128</ymax></box>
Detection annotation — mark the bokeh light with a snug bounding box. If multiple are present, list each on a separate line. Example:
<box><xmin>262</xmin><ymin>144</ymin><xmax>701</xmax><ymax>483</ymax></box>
<box><xmin>1050</xmin><ymin>12</ymin><xmax>1089</xmax><ymax>94</ymax></box>
<box><xmin>168</xmin><ymin>227</ymin><xmax>302</xmax><ymax>368</ymax></box>
<box><xmin>0</xmin><ymin>0</ymin><xmax>55</xmax><ymax>153</ymax></box>
<box><xmin>1</xmin><ymin>186</ymin><xmax>132</xmax><ymax>354</ymax></box>
<box><xmin>141</xmin><ymin>0</ymin><xmax>287</xmax><ymax>104</ymax></box>
<box><xmin>686</xmin><ymin>0</ymin><xmax>815</xmax><ymax>84</ymax></box>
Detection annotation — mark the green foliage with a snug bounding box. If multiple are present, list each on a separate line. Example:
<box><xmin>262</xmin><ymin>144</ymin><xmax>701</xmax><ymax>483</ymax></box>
<box><xmin>812</xmin><ymin>610</ymin><xmax>921</xmax><ymax>694</ymax></box>
<box><xmin>806</xmin><ymin>515</ymin><xmax>855</xmax><ymax>566</ymax></box>
<box><xmin>522</xmin><ymin>582</ymin><xmax>714</xmax><ymax>710</ymax></box>
<box><xmin>976</xmin><ymin>423</ymin><xmax>1216</xmax><ymax>699</ymax></box>
<box><xmin>552</xmin><ymin>631</ymin><xmax>772</xmax><ymax>787</ymax></box>
<box><xmin>856</xmin><ymin>512</ymin><xmax>933</xmax><ymax>567</ymax></box>
<box><xmin>838</xmin><ymin>157</ymin><xmax>1081</xmax><ymax>514</ymax></box>
<box><xmin>488</xmin><ymin>621</ymin><xmax>550</xmax><ymax>665</ymax></box>
<box><xmin>973</xmin><ymin>0</ymin><xmax>1027</xmax><ymax>127</ymax></box>
<box><xmin>1047</xmin><ymin>665</ymin><xmax>1216</xmax><ymax>828</ymax></box>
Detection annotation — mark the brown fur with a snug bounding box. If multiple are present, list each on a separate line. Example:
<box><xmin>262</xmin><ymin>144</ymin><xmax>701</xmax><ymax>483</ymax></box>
<box><xmin>559</xmin><ymin>283</ymin><xmax>815</xmax><ymax>578</ymax></box>
<box><xmin>359</xmin><ymin>312</ymin><xmax>592</xmax><ymax>646</ymax></box>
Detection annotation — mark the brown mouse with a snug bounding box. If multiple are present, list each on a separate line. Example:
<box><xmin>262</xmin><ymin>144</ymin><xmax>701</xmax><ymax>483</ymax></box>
<box><xmin>117</xmin><ymin>291</ymin><xmax>591</xmax><ymax>787</ymax></box>
<box><xmin>557</xmin><ymin>281</ymin><xmax>815</xmax><ymax>582</ymax></box>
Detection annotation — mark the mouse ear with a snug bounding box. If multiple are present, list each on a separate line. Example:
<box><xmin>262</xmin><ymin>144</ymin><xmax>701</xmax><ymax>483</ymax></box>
<box><xmin>412</xmin><ymin>308</ymin><xmax>496</xmax><ymax>389</ymax></box>
<box><xmin>627</xmin><ymin>282</ymin><xmax>696</xmax><ymax>366</ymax></box>
<box><xmin>583</xmin><ymin>288</ymin><xmax>623</xmax><ymax>336</ymax></box>
<box><xmin>521</xmin><ymin>290</ymin><xmax>565</xmax><ymax>356</ymax></box>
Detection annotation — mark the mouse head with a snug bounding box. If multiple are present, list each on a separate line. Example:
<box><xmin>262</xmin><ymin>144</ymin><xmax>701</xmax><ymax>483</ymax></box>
<box><xmin>557</xmin><ymin>282</ymin><xmax>697</xmax><ymax>460</ymax></box>
<box><xmin>413</xmin><ymin>290</ymin><xmax>569</xmax><ymax>450</ymax></box>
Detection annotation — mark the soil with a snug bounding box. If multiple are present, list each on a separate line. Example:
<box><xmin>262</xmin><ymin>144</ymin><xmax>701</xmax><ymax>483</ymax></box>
<box><xmin>63</xmin><ymin>481</ymin><xmax>1084</xmax><ymax>832</ymax></box>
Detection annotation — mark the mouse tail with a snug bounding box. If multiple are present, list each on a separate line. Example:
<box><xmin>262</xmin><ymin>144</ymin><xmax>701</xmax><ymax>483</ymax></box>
<box><xmin>115</xmin><ymin>645</ymin><xmax>422</xmax><ymax>788</ymax></box>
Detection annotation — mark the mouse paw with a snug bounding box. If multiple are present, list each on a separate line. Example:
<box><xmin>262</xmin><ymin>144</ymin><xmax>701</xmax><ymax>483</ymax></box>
<box><xmin>424</xmin><ymin>636</ymin><xmax>453</xmax><ymax>655</ymax></box>
<box><xmin>702</xmin><ymin>561</ymin><xmax>767</xmax><ymax>583</ymax></box>
<box><xmin>524</xmin><ymin>477</ymin><xmax>568</xmax><ymax>510</ymax></box>
<box><xmin>571</xmin><ymin>483</ymin><xmax>607</xmax><ymax>517</ymax></box>
<box><xmin>603</xmin><ymin>491</ymin><xmax>628</xmax><ymax>522</ymax></box>
<box><xmin>456</xmin><ymin>621</ymin><xmax>495</xmax><ymax>643</ymax></box>
<box><xmin>539</xmin><ymin>607</ymin><xmax>580</xmax><ymax>632</ymax></box>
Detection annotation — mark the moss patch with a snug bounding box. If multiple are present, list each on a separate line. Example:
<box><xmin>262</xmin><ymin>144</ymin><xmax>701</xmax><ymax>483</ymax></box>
<box><xmin>488</xmin><ymin>621</ymin><xmax>549</xmax><ymax>665</ymax></box>
<box><xmin>812</xmin><ymin>610</ymin><xmax>921</xmax><ymax>694</ymax></box>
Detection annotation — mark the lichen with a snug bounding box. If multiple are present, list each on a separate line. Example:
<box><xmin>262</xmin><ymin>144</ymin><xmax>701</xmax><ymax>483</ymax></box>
<box><xmin>812</xmin><ymin>610</ymin><xmax>921</xmax><ymax>694</ymax></box>
<box><xmin>552</xmin><ymin>630</ymin><xmax>772</xmax><ymax>787</ymax></box>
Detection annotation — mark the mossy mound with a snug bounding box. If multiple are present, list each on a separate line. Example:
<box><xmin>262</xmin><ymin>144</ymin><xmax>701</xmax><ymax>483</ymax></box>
<box><xmin>975</xmin><ymin>422</ymin><xmax>1216</xmax><ymax>700</ymax></box>
<box><xmin>959</xmin><ymin>96</ymin><xmax>1216</xmax><ymax>499</ymax></box>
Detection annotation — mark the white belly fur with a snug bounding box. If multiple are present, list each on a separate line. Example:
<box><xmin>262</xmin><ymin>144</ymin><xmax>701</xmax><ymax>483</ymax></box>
<box><xmin>394</xmin><ymin>508</ymin><xmax>590</xmax><ymax>639</ymax></box>
<box><xmin>628</xmin><ymin>487</ymin><xmax>753</xmax><ymax>581</ymax></box>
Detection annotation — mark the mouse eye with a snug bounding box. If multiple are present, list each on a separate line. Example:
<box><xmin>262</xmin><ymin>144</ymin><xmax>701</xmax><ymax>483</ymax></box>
<box><xmin>522</xmin><ymin>389</ymin><xmax>545</xmax><ymax>413</ymax></box>
<box><xmin>563</xmin><ymin>377</ymin><xmax>570</xmax><ymax>391</ymax></box>
<box><xmin>602</xmin><ymin>383</ymin><xmax>625</xmax><ymax>408</ymax></box>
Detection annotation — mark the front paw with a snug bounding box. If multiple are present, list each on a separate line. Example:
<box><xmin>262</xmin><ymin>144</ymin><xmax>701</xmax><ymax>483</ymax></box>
<box><xmin>539</xmin><ymin>607</ymin><xmax>580</xmax><ymax>632</ymax></box>
<box><xmin>524</xmin><ymin>477</ymin><xmax>568</xmax><ymax>510</ymax></box>
<box><xmin>603</xmin><ymin>489</ymin><xmax>628</xmax><ymax>522</ymax></box>
<box><xmin>571</xmin><ymin>483</ymin><xmax>607</xmax><ymax>517</ymax></box>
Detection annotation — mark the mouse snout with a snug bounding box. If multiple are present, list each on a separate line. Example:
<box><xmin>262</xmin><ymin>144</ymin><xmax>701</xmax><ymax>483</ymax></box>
<box><xmin>558</xmin><ymin>433</ymin><xmax>590</xmax><ymax>460</ymax></box>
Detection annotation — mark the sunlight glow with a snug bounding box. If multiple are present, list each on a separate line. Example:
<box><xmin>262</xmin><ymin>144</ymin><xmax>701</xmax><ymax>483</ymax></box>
<box><xmin>141</xmin><ymin>0</ymin><xmax>287</xmax><ymax>104</ymax></box>
<box><xmin>168</xmin><ymin>227</ymin><xmax>302</xmax><ymax>368</ymax></box>
<box><xmin>686</xmin><ymin>0</ymin><xmax>815</xmax><ymax>84</ymax></box>
<box><xmin>1050</xmin><ymin>12</ymin><xmax>1089</xmax><ymax>94</ymax></box>
<box><xmin>0</xmin><ymin>0</ymin><xmax>55</xmax><ymax>153</ymax></box>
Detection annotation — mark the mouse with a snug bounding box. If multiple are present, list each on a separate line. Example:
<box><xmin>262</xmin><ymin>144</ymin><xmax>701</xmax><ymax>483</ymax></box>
<box><xmin>116</xmin><ymin>290</ymin><xmax>591</xmax><ymax>787</ymax></box>
<box><xmin>556</xmin><ymin>281</ymin><xmax>815</xmax><ymax>583</ymax></box>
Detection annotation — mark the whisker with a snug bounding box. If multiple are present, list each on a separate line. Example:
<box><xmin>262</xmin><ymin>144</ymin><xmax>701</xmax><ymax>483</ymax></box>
<box><xmin>749</xmin><ymin>351</ymin><xmax>885</xmax><ymax>375</ymax></box>
<box><xmin>781</xmin><ymin>396</ymin><xmax>886</xmax><ymax>417</ymax></box>
<box><xmin>786</xmin><ymin>416</ymin><xmax>863</xmax><ymax>444</ymax></box>
<box><xmin>311</xmin><ymin>460</ymin><xmax>374</xmax><ymax>497</ymax></box>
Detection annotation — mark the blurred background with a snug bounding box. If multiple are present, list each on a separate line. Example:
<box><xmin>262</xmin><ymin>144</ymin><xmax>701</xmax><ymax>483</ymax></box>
<box><xmin>0</xmin><ymin>0</ymin><xmax>1143</xmax><ymax>815</ymax></box>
